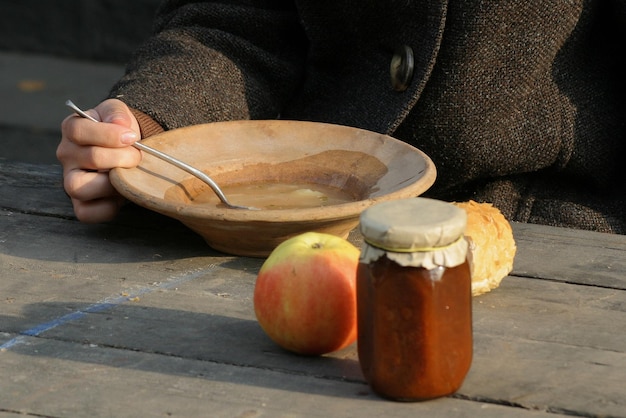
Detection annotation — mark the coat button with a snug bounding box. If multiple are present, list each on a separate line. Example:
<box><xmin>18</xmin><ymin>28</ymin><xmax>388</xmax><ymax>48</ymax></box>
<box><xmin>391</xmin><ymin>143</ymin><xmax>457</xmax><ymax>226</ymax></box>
<box><xmin>390</xmin><ymin>45</ymin><xmax>414</xmax><ymax>92</ymax></box>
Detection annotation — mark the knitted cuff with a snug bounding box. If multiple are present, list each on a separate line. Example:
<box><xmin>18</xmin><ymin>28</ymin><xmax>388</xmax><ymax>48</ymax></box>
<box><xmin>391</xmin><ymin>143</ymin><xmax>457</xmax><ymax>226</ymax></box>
<box><xmin>129</xmin><ymin>108</ymin><xmax>165</xmax><ymax>138</ymax></box>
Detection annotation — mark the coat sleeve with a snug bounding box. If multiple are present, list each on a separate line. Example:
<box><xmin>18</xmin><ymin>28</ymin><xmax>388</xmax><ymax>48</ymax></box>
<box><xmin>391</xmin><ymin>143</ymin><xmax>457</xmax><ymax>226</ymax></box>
<box><xmin>109</xmin><ymin>0</ymin><xmax>306</xmax><ymax>130</ymax></box>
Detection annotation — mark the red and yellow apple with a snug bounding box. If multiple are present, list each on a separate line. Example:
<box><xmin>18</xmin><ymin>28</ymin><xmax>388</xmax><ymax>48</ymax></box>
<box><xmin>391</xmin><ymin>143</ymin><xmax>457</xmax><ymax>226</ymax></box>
<box><xmin>253</xmin><ymin>232</ymin><xmax>360</xmax><ymax>356</ymax></box>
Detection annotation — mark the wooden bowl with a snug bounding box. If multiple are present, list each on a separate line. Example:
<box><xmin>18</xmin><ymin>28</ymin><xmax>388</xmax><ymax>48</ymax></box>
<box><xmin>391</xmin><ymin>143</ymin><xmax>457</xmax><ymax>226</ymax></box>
<box><xmin>110</xmin><ymin>120</ymin><xmax>436</xmax><ymax>257</ymax></box>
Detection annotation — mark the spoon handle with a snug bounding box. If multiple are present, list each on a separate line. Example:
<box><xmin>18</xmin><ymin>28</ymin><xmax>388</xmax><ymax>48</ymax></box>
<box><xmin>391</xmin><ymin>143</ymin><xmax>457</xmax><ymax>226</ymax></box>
<box><xmin>65</xmin><ymin>100</ymin><xmax>254</xmax><ymax>210</ymax></box>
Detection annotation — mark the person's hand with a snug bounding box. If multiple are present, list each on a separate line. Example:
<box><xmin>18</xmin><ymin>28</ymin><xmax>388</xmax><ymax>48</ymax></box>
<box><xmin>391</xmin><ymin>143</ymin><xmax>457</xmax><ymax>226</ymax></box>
<box><xmin>57</xmin><ymin>99</ymin><xmax>142</xmax><ymax>223</ymax></box>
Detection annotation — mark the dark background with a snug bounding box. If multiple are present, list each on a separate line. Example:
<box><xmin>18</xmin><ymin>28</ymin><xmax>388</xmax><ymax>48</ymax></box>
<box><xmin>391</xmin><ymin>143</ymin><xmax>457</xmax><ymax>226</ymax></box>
<box><xmin>1</xmin><ymin>0</ymin><xmax>161</xmax><ymax>63</ymax></box>
<box><xmin>0</xmin><ymin>0</ymin><xmax>162</xmax><ymax>164</ymax></box>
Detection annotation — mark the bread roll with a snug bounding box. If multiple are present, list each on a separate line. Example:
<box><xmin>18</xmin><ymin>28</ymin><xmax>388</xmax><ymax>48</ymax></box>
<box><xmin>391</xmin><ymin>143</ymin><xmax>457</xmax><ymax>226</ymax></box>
<box><xmin>453</xmin><ymin>200</ymin><xmax>516</xmax><ymax>296</ymax></box>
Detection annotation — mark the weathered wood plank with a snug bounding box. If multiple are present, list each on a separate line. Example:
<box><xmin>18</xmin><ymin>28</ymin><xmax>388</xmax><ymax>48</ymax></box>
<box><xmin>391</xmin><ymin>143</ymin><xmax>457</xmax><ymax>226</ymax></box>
<box><xmin>0</xmin><ymin>336</ymin><xmax>567</xmax><ymax>418</ymax></box>
<box><xmin>0</xmin><ymin>160</ymin><xmax>70</xmax><ymax>218</ymax></box>
<box><xmin>467</xmin><ymin>277</ymin><xmax>626</xmax><ymax>416</ymax></box>
<box><xmin>0</xmin><ymin>210</ymin><xmax>230</xmax><ymax>334</ymax></box>
<box><xmin>511</xmin><ymin>222</ymin><xmax>626</xmax><ymax>289</ymax></box>
<box><xmin>3</xmin><ymin>161</ymin><xmax>626</xmax><ymax>417</ymax></box>
<box><xmin>4</xmin><ymin>209</ymin><xmax>625</xmax><ymax>415</ymax></box>
<box><xmin>15</xmin><ymin>270</ymin><xmax>622</xmax><ymax>417</ymax></box>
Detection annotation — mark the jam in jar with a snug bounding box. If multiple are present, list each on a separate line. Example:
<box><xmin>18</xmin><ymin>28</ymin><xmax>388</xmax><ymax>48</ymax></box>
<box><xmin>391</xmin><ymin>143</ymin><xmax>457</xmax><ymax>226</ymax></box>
<box><xmin>357</xmin><ymin>198</ymin><xmax>472</xmax><ymax>401</ymax></box>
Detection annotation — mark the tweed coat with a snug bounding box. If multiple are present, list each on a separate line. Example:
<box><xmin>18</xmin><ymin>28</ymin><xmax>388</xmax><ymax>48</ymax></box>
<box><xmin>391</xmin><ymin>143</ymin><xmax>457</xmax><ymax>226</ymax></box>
<box><xmin>110</xmin><ymin>0</ymin><xmax>626</xmax><ymax>233</ymax></box>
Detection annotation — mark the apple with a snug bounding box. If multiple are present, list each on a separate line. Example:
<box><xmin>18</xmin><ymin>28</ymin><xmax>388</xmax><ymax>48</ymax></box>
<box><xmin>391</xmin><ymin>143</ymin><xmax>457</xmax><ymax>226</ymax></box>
<box><xmin>253</xmin><ymin>232</ymin><xmax>360</xmax><ymax>355</ymax></box>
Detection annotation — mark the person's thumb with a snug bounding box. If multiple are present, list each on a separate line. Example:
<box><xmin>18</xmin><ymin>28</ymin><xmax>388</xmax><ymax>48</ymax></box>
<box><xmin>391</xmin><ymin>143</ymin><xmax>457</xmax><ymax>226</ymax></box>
<box><xmin>98</xmin><ymin>98</ymin><xmax>136</xmax><ymax>129</ymax></box>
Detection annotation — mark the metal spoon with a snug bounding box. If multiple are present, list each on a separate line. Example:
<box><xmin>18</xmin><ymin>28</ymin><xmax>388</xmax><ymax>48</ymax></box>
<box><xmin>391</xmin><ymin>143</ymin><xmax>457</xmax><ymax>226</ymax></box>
<box><xmin>65</xmin><ymin>100</ymin><xmax>257</xmax><ymax>210</ymax></box>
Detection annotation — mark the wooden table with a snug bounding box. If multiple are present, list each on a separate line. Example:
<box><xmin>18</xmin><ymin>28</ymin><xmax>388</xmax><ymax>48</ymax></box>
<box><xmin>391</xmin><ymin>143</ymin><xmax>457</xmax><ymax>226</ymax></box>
<box><xmin>1</xmin><ymin>159</ymin><xmax>625</xmax><ymax>418</ymax></box>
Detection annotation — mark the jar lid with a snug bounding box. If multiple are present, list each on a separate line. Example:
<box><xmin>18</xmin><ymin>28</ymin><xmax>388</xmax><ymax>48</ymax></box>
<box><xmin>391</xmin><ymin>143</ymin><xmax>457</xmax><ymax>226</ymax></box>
<box><xmin>359</xmin><ymin>198</ymin><xmax>467</xmax><ymax>252</ymax></box>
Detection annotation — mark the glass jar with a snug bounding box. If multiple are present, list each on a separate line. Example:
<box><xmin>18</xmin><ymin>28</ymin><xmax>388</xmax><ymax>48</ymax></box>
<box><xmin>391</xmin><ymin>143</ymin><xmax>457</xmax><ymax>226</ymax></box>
<box><xmin>357</xmin><ymin>197</ymin><xmax>472</xmax><ymax>401</ymax></box>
